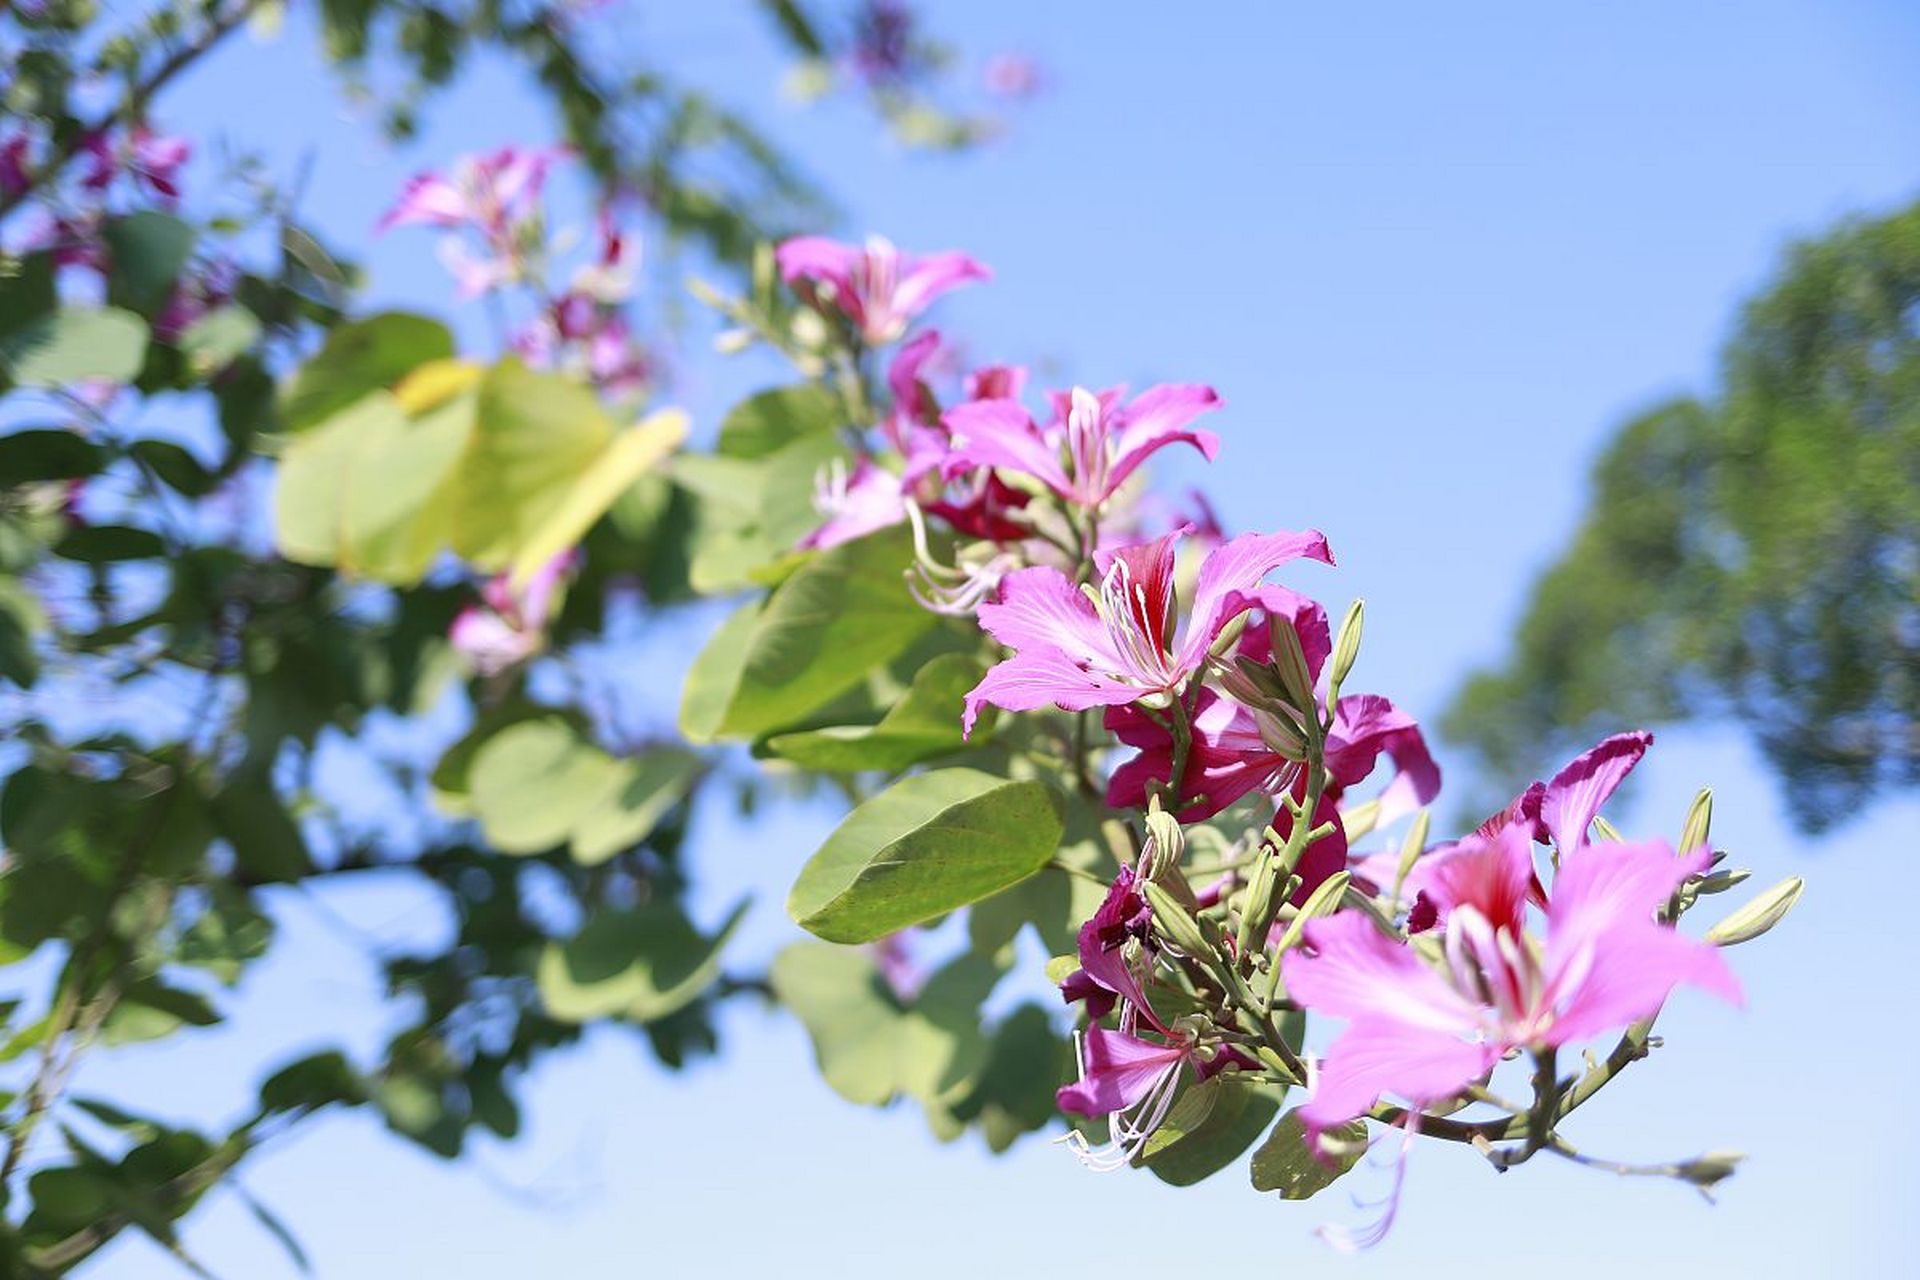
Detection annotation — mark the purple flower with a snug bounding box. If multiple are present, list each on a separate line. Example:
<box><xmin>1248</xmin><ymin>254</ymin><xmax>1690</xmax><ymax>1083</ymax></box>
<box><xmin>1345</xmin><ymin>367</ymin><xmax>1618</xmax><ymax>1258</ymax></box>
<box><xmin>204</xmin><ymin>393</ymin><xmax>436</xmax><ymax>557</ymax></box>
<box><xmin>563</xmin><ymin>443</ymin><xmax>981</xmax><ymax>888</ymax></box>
<box><xmin>800</xmin><ymin>458</ymin><xmax>910</xmax><ymax>551</ymax></box>
<box><xmin>1282</xmin><ymin>823</ymin><xmax>1741</xmax><ymax>1140</ymax></box>
<box><xmin>380</xmin><ymin>145</ymin><xmax>559</xmax><ymax>234</ymax></box>
<box><xmin>776</xmin><ymin>234</ymin><xmax>989</xmax><ymax>345</ymax></box>
<box><xmin>941</xmin><ymin>383</ymin><xmax>1222</xmax><ymax>511</ymax></box>
<box><xmin>449</xmin><ymin>551</ymin><xmax>574</xmax><ymax>676</ymax></box>
<box><xmin>1105</xmin><ymin>603</ymin><xmax>1440</xmax><ymax>827</ymax></box>
<box><xmin>962</xmin><ymin>526</ymin><xmax>1332</xmax><ymax>735</ymax></box>
<box><xmin>1</xmin><ymin>134</ymin><xmax>32</xmax><ymax>197</ymax></box>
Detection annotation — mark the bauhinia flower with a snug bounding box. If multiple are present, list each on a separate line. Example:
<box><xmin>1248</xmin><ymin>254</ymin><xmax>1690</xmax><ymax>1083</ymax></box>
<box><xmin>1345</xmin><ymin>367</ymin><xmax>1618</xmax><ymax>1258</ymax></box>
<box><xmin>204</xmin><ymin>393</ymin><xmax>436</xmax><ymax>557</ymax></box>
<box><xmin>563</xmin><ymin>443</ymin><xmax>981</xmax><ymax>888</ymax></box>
<box><xmin>1055</xmin><ymin>869</ymin><xmax>1254</xmax><ymax>1168</ymax></box>
<box><xmin>379</xmin><ymin>145</ymin><xmax>559</xmax><ymax>234</ymax></box>
<box><xmin>776</xmin><ymin>234</ymin><xmax>989</xmax><ymax>345</ymax></box>
<box><xmin>801</xmin><ymin>458</ymin><xmax>910</xmax><ymax>551</ymax></box>
<box><xmin>962</xmin><ymin>526</ymin><xmax>1332</xmax><ymax>735</ymax></box>
<box><xmin>941</xmin><ymin>383</ymin><xmax>1223</xmax><ymax>511</ymax></box>
<box><xmin>449</xmin><ymin>551</ymin><xmax>574</xmax><ymax>676</ymax></box>
<box><xmin>1106</xmin><ymin>600</ymin><xmax>1440</xmax><ymax>824</ymax></box>
<box><xmin>1378</xmin><ymin>730</ymin><xmax>1653</xmax><ymax>929</ymax></box>
<box><xmin>1282</xmin><ymin>822</ymin><xmax>1741</xmax><ymax>1139</ymax></box>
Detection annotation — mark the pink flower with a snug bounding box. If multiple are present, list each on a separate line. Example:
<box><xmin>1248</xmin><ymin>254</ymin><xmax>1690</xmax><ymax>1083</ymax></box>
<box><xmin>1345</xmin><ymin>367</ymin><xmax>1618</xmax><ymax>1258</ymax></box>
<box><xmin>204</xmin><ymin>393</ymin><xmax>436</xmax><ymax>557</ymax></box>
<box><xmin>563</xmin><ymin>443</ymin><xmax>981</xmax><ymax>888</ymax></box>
<box><xmin>380</xmin><ymin>145</ymin><xmax>559</xmax><ymax>234</ymax></box>
<box><xmin>941</xmin><ymin>383</ymin><xmax>1223</xmax><ymax>511</ymax></box>
<box><xmin>776</xmin><ymin>234</ymin><xmax>989</xmax><ymax>345</ymax></box>
<box><xmin>1380</xmin><ymin>731</ymin><xmax>1653</xmax><ymax>931</ymax></box>
<box><xmin>963</xmin><ymin>362</ymin><xmax>1026</xmax><ymax>402</ymax></box>
<box><xmin>129</xmin><ymin>127</ymin><xmax>190</xmax><ymax>203</ymax></box>
<box><xmin>1</xmin><ymin>134</ymin><xmax>32</xmax><ymax>197</ymax></box>
<box><xmin>963</xmin><ymin>526</ymin><xmax>1332</xmax><ymax>735</ymax></box>
<box><xmin>449</xmin><ymin>551</ymin><xmax>574</xmax><ymax>676</ymax></box>
<box><xmin>1058</xmin><ymin>867</ymin><xmax>1155</xmax><ymax>1023</ymax></box>
<box><xmin>801</xmin><ymin>458</ymin><xmax>910</xmax><ymax>551</ymax></box>
<box><xmin>1282</xmin><ymin>824</ymin><xmax>1741</xmax><ymax>1138</ymax></box>
<box><xmin>1106</xmin><ymin>601</ymin><xmax>1440</xmax><ymax>826</ymax></box>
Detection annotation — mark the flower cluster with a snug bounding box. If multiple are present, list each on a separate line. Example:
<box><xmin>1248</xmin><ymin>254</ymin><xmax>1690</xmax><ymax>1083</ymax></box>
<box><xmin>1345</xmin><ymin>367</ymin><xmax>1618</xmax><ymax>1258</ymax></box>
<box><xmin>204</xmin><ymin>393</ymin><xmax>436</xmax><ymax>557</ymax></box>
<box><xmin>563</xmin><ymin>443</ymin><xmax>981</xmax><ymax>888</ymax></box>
<box><xmin>760</xmin><ymin>232</ymin><xmax>1798</xmax><ymax>1240</ymax></box>
<box><xmin>380</xmin><ymin>146</ymin><xmax>652</xmax><ymax>399</ymax></box>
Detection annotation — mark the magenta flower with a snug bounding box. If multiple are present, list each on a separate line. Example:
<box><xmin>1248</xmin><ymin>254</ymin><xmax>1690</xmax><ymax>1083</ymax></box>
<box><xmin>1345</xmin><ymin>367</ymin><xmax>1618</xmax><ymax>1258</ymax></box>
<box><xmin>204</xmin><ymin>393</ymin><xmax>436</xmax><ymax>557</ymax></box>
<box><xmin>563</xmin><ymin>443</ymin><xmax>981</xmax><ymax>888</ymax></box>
<box><xmin>1282</xmin><ymin>823</ymin><xmax>1741</xmax><ymax>1139</ymax></box>
<box><xmin>449</xmin><ymin>551</ymin><xmax>574</xmax><ymax>676</ymax></box>
<box><xmin>942</xmin><ymin>383</ymin><xmax>1222</xmax><ymax>511</ymax></box>
<box><xmin>1055</xmin><ymin>868</ymin><xmax>1255</xmax><ymax>1167</ymax></box>
<box><xmin>1106</xmin><ymin>600</ymin><xmax>1440</xmax><ymax>826</ymax></box>
<box><xmin>1</xmin><ymin>134</ymin><xmax>32</xmax><ymax>197</ymax></box>
<box><xmin>1383</xmin><ymin>731</ymin><xmax>1653</xmax><ymax>931</ymax></box>
<box><xmin>801</xmin><ymin>459</ymin><xmax>910</xmax><ymax>551</ymax></box>
<box><xmin>962</xmin><ymin>526</ymin><xmax>1332</xmax><ymax>735</ymax></box>
<box><xmin>1058</xmin><ymin>867</ymin><xmax>1155</xmax><ymax>1023</ymax></box>
<box><xmin>379</xmin><ymin>145</ymin><xmax>559</xmax><ymax>234</ymax></box>
<box><xmin>129</xmin><ymin>127</ymin><xmax>190</xmax><ymax>202</ymax></box>
<box><xmin>776</xmin><ymin>234</ymin><xmax>989</xmax><ymax>345</ymax></box>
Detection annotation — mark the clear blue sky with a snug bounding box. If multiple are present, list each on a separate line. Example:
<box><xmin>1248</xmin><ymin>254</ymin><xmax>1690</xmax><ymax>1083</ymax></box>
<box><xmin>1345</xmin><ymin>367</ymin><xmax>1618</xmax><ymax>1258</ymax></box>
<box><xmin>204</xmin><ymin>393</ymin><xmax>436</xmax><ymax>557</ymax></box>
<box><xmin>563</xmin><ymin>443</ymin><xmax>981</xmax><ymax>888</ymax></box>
<box><xmin>76</xmin><ymin>2</ymin><xmax>1920</xmax><ymax>1275</ymax></box>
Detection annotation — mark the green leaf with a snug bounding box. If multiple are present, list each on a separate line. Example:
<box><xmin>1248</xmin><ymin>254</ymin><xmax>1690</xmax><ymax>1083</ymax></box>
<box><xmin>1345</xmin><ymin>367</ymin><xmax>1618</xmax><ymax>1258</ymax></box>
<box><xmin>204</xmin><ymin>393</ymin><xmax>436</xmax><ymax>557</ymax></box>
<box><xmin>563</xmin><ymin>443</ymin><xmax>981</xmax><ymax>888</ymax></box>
<box><xmin>101</xmin><ymin>979</ymin><xmax>220</xmax><ymax>1046</ymax></box>
<box><xmin>273</xmin><ymin>388</ymin><xmax>473</xmax><ymax>583</ymax></box>
<box><xmin>103</xmin><ymin>212</ymin><xmax>197</xmax><ymax>313</ymax></box>
<box><xmin>0</xmin><ymin>307</ymin><xmax>149</xmax><ymax>386</ymax></box>
<box><xmin>468</xmin><ymin>718</ymin><xmax>622</xmax><ymax>854</ymax></box>
<box><xmin>764</xmin><ymin>654</ymin><xmax>989</xmax><ymax>771</ymax></box>
<box><xmin>681</xmin><ymin>526</ymin><xmax>937</xmax><ymax>743</ymax></box>
<box><xmin>448</xmin><ymin>360</ymin><xmax>617</xmax><ymax>570</ymax></box>
<box><xmin>568</xmin><ymin>749</ymin><xmax>702</xmax><ymax>866</ymax></box>
<box><xmin>716</xmin><ymin>382</ymin><xmax>841</xmax><ymax>458</ymax></box>
<box><xmin>1249</xmin><ymin>1111</ymin><xmax>1369</xmax><ymax>1198</ymax></box>
<box><xmin>1145</xmin><ymin>1078</ymin><xmax>1285</xmax><ymax>1187</ymax></box>
<box><xmin>53</xmin><ymin>524</ymin><xmax>166</xmax><ymax>562</ymax></box>
<box><xmin>279</xmin><ymin>312</ymin><xmax>454</xmax><ymax>432</ymax></box>
<box><xmin>0</xmin><ymin>575</ymin><xmax>44</xmax><ymax>686</ymax></box>
<box><xmin>178</xmin><ymin>304</ymin><xmax>262</xmax><ymax>375</ymax></box>
<box><xmin>259</xmin><ymin>1050</ymin><xmax>368</xmax><ymax>1114</ymax></box>
<box><xmin>0</xmin><ymin>429</ymin><xmax>105</xmax><ymax>485</ymax></box>
<box><xmin>129</xmin><ymin>439</ymin><xmax>216</xmax><ymax>497</ymax></box>
<box><xmin>464</xmin><ymin>718</ymin><xmax>697</xmax><ymax>863</ymax></box>
<box><xmin>210</xmin><ymin>776</ymin><xmax>313</xmax><ymax>882</ymax></box>
<box><xmin>537</xmin><ymin>899</ymin><xmax>748</xmax><ymax>1023</ymax></box>
<box><xmin>787</xmin><ymin>768</ymin><xmax>1063</xmax><ymax>943</ymax></box>
<box><xmin>946</xmin><ymin>1004</ymin><xmax>1069</xmax><ymax>1152</ymax></box>
<box><xmin>770</xmin><ymin>942</ymin><xmax>1004</xmax><ymax>1111</ymax></box>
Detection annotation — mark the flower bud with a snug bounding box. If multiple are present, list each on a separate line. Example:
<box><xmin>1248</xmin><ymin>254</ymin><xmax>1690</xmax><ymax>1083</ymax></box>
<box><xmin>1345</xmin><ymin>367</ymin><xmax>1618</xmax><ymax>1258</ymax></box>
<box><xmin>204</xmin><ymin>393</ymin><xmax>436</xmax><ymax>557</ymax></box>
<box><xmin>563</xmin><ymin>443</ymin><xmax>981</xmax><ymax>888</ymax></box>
<box><xmin>1267</xmin><ymin>621</ymin><xmax>1318</xmax><ymax>712</ymax></box>
<box><xmin>1270</xmin><ymin>871</ymin><xmax>1349</xmax><ymax>958</ymax></box>
<box><xmin>1392</xmin><ymin>808</ymin><xmax>1432</xmax><ymax>899</ymax></box>
<box><xmin>1139</xmin><ymin>798</ymin><xmax>1186</xmax><ymax>884</ymax></box>
<box><xmin>1328</xmin><ymin>598</ymin><xmax>1364</xmax><ymax>697</ymax></box>
<box><xmin>1237</xmin><ymin>842</ymin><xmax>1281</xmax><ymax>953</ymax></box>
<box><xmin>1678</xmin><ymin>787</ymin><xmax>1713</xmax><ymax>854</ymax></box>
<box><xmin>1142</xmin><ymin>880</ymin><xmax>1210</xmax><ymax>956</ymax></box>
<box><xmin>1675</xmin><ymin>1150</ymin><xmax>1745</xmax><ymax>1196</ymax></box>
<box><xmin>1705</xmin><ymin>876</ymin><xmax>1804</xmax><ymax>947</ymax></box>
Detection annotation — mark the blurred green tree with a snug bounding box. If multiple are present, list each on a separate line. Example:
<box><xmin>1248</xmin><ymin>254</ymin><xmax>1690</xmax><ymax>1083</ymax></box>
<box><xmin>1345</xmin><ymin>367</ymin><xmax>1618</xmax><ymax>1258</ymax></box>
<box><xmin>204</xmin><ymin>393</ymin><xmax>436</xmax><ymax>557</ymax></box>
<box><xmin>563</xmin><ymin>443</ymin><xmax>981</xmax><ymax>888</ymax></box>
<box><xmin>1442</xmin><ymin>199</ymin><xmax>1920</xmax><ymax>833</ymax></box>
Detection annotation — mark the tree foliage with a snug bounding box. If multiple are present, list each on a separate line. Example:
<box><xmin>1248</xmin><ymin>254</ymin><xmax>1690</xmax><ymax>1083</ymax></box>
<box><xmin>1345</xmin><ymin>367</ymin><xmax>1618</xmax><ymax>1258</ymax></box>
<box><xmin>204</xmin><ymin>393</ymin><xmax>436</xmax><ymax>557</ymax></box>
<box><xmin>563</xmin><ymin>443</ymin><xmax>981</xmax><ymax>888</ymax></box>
<box><xmin>1443</xmin><ymin>199</ymin><xmax>1920</xmax><ymax>831</ymax></box>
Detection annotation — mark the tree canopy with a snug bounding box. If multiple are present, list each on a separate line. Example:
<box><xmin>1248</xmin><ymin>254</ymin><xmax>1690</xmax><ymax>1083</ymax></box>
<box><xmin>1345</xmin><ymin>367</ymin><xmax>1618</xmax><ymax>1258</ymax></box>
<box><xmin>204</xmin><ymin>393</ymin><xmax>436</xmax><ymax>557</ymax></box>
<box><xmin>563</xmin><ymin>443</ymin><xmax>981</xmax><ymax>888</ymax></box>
<box><xmin>1443</xmin><ymin>199</ymin><xmax>1920</xmax><ymax>832</ymax></box>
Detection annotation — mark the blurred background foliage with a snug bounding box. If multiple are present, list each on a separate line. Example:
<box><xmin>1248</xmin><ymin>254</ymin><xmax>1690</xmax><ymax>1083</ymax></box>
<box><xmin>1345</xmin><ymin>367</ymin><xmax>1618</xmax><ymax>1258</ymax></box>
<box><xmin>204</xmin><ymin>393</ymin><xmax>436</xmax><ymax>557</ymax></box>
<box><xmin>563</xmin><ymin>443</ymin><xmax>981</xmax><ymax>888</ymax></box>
<box><xmin>1443</xmin><ymin>199</ymin><xmax>1919</xmax><ymax>833</ymax></box>
<box><xmin>0</xmin><ymin>0</ymin><xmax>1026</xmax><ymax>1272</ymax></box>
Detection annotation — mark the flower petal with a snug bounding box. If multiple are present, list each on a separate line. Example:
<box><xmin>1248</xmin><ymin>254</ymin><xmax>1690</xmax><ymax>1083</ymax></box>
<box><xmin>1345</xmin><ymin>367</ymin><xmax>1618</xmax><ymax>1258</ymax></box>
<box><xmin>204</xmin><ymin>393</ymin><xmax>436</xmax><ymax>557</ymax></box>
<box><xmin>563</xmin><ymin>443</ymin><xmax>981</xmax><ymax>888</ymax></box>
<box><xmin>1180</xmin><ymin>529</ymin><xmax>1334</xmax><ymax>670</ymax></box>
<box><xmin>891</xmin><ymin>250</ymin><xmax>991</xmax><ymax>318</ymax></box>
<box><xmin>941</xmin><ymin>399</ymin><xmax>1073</xmax><ymax>496</ymax></box>
<box><xmin>1539</xmin><ymin>730</ymin><xmax>1653</xmax><ymax>854</ymax></box>
<box><xmin>1056</xmin><ymin>1028</ymin><xmax>1188</xmax><ymax>1118</ymax></box>
<box><xmin>1105</xmin><ymin>383</ymin><xmax>1223</xmax><ymax>494</ymax></box>
<box><xmin>1285</xmin><ymin>912</ymin><xmax>1481</xmax><ymax>1034</ymax></box>
<box><xmin>1299</xmin><ymin>1017</ymin><xmax>1497</xmax><ymax>1135</ymax></box>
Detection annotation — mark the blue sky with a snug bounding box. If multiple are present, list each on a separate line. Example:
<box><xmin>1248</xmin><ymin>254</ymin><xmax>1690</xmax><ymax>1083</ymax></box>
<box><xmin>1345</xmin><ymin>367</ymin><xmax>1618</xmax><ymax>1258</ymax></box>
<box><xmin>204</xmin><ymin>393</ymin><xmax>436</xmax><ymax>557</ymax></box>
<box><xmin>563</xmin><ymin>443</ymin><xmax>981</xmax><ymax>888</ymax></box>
<box><xmin>67</xmin><ymin>1</ymin><xmax>1920</xmax><ymax>1274</ymax></box>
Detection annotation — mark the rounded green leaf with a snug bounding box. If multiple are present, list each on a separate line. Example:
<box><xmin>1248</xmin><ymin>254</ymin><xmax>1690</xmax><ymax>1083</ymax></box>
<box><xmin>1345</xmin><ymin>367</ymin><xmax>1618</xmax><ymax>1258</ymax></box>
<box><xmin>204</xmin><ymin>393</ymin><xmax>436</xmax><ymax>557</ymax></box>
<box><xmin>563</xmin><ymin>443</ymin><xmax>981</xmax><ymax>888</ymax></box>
<box><xmin>764</xmin><ymin>653</ymin><xmax>990</xmax><ymax>772</ymax></box>
<box><xmin>537</xmin><ymin>900</ymin><xmax>748</xmax><ymax>1023</ymax></box>
<box><xmin>1250</xmin><ymin>1110</ymin><xmax>1369</xmax><ymax>1198</ymax></box>
<box><xmin>1</xmin><ymin>308</ymin><xmax>149</xmax><ymax>387</ymax></box>
<box><xmin>787</xmin><ymin>768</ymin><xmax>1064</xmax><ymax>943</ymax></box>
<box><xmin>280</xmin><ymin>312</ymin><xmax>454</xmax><ymax>432</ymax></box>
<box><xmin>468</xmin><ymin>718</ymin><xmax>625</xmax><ymax>855</ymax></box>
